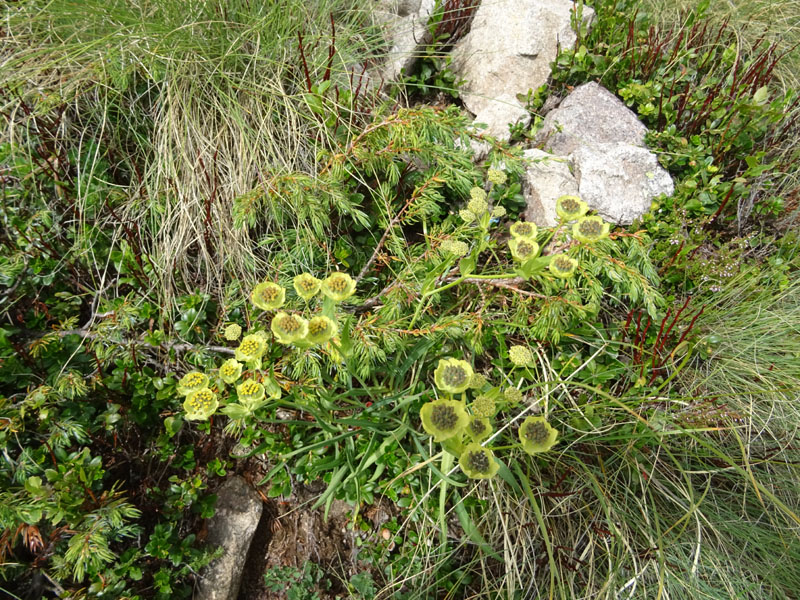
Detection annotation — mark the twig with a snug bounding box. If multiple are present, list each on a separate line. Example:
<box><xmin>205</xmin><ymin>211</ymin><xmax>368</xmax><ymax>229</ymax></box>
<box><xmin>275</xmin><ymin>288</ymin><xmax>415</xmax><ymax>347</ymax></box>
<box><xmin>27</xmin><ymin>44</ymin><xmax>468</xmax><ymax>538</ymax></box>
<box><xmin>355</xmin><ymin>174</ymin><xmax>443</xmax><ymax>283</ymax></box>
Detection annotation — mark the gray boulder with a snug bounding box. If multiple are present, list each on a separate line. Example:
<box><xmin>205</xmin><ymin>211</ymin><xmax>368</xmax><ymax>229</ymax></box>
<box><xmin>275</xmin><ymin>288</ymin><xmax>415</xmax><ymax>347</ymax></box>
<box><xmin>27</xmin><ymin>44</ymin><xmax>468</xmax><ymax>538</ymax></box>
<box><xmin>196</xmin><ymin>476</ymin><xmax>263</xmax><ymax>600</ymax></box>
<box><xmin>451</xmin><ymin>0</ymin><xmax>595</xmax><ymax>143</ymax></box>
<box><xmin>535</xmin><ymin>81</ymin><xmax>648</xmax><ymax>155</ymax></box>
<box><xmin>571</xmin><ymin>143</ymin><xmax>675</xmax><ymax>225</ymax></box>
<box><xmin>527</xmin><ymin>82</ymin><xmax>674</xmax><ymax>225</ymax></box>
<box><xmin>376</xmin><ymin>0</ymin><xmax>436</xmax><ymax>82</ymax></box>
<box><xmin>522</xmin><ymin>149</ymin><xmax>579</xmax><ymax>227</ymax></box>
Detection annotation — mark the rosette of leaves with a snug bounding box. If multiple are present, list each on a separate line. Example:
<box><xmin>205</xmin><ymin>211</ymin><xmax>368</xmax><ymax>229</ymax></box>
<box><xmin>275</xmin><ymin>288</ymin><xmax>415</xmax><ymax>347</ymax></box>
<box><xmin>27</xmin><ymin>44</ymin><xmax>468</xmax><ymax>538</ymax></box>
<box><xmin>548</xmin><ymin>255</ymin><xmax>578</xmax><ymax>278</ymax></box>
<box><xmin>183</xmin><ymin>388</ymin><xmax>218</xmax><ymax>421</ymax></box>
<box><xmin>177</xmin><ymin>371</ymin><xmax>209</xmax><ymax>396</ymax></box>
<box><xmin>555</xmin><ymin>195</ymin><xmax>588</xmax><ymax>221</ymax></box>
<box><xmin>219</xmin><ymin>359</ymin><xmax>243</xmax><ymax>384</ymax></box>
<box><xmin>320</xmin><ymin>272</ymin><xmax>356</xmax><ymax>302</ymax></box>
<box><xmin>271</xmin><ymin>312</ymin><xmax>309</xmax><ymax>345</ymax></box>
<box><xmin>420</xmin><ymin>399</ymin><xmax>469</xmax><ymax>442</ymax></box>
<box><xmin>466</xmin><ymin>416</ymin><xmax>492</xmax><ymax>443</ymax></box>
<box><xmin>293</xmin><ymin>273</ymin><xmax>321</xmax><ymax>300</ymax></box>
<box><xmin>251</xmin><ymin>281</ymin><xmax>286</xmax><ymax>311</ymax></box>
<box><xmin>305</xmin><ymin>315</ymin><xmax>338</xmax><ymax>344</ymax></box>
<box><xmin>235</xmin><ymin>333</ymin><xmax>267</xmax><ymax>363</ymax></box>
<box><xmin>433</xmin><ymin>358</ymin><xmax>474</xmax><ymax>394</ymax></box>
<box><xmin>518</xmin><ymin>416</ymin><xmax>558</xmax><ymax>454</ymax></box>
<box><xmin>459</xmin><ymin>443</ymin><xmax>499</xmax><ymax>479</ymax></box>
<box><xmin>572</xmin><ymin>216</ymin><xmax>610</xmax><ymax>244</ymax></box>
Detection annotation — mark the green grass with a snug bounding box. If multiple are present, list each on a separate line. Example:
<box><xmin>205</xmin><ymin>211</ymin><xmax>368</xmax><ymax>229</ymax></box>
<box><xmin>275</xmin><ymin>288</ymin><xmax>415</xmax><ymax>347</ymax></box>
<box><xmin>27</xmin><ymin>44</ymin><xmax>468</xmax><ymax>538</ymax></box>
<box><xmin>1</xmin><ymin>0</ymin><xmax>385</xmax><ymax>307</ymax></box>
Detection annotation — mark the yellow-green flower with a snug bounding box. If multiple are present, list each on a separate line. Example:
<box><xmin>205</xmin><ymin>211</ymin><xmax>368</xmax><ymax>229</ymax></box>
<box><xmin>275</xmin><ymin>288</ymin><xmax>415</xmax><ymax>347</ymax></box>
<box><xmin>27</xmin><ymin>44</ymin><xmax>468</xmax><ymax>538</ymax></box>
<box><xmin>236</xmin><ymin>379</ymin><xmax>266</xmax><ymax>410</ymax></box>
<box><xmin>519</xmin><ymin>416</ymin><xmax>559</xmax><ymax>454</ymax></box>
<box><xmin>459</xmin><ymin>209</ymin><xmax>476</xmax><ymax>223</ymax></box>
<box><xmin>469</xmin><ymin>186</ymin><xmax>487</xmax><ymax>202</ymax></box>
<box><xmin>509</xmin><ymin>221</ymin><xmax>538</xmax><ymax>240</ymax></box>
<box><xmin>572</xmin><ymin>216</ymin><xmax>610</xmax><ymax>244</ymax></box>
<box><xmin>469</xmin><ymin>373</ymin><xmax>488</xmax><ymax>390</ymax></box>
<box><xmin>440</xmin><ymin>239</ymin><xmax>469</xmax><ymax>257</ymax></box>
<box><xmin>219</xmin><ymin>359</ymin><xmax>243</xmax><ymax>384</ymax></box>
<box><xmin>293</xmin><ymin>273</ymin><xmax>321</xmax><ymax>301</ymax></box>
<box><xmin>509</xmin><ymin>237</ymin><xmax>540</xmax><ymax>262</ymax></box>
<box><xmin>250</xmin><ymin>281</ymin><xmax>286</xmax><ymax>311</ymax></box>
<box><xmin>487</xmin><ymin>169</ymin><xmax>507</xmax><ymax>185</ymax></box>
<box><xmin>271</xmin><ymin>312</ymin><xmax>309</xmax><ymax>345</ymax></box>
<box><xmin>471</xmin><ymin>394</ymin><xmax>496</xmax><ymax>418</ymax></box>
<box><xmin>509</xmin><ymin>345</ymin><xmax>533</xmax><ymax>367</ymax></box>
<box><xmin>549</xmin><ymin>255</ymin><xmax>578</xmax><ymax>278</ymax></box>
<box><xmin>459</xmin><ymin>443</ymin><xmax>499</xmax><ymax>479</ymax></box>
<box><xmin>491</xmin><ymin>205</ymin><xmax>507</xmax><ymax>218</ymax></box>
<box><xmin>467</xmin><ymin>197</ymin><xmax>488</xmax><ymax>216</ymax></box>
<box><xmin>433</xmin><ymin>358</ymin><xmax>474</xmax><ymax>394</ymax></box>
<box><xmin>235</xmin><ymin>334</ymin><xmax>267</xmax><ymax>363</ymax></box>
<box><xmin>306</xmin><ymin>315</ymin><xmax>338</xmax><ymax>344</ymax></box>
<box><xmin>466</xmin><ymin>416</ymin><xmax>492</xmax><ymax>443</ymax></box>
<box><xmin>223</xmin><ymin>323</ymin><xmax>242</xmax><ymax>341</ymax></box>
<box><xmin>420</xmin><ymin>399</ymin><xmax>469</xmax><ymax>442</ymax></box>
<box><xmin>320</xmin><ymin>272</ymin><xmax>356</xmax><ymax>302</ymax></box>
<box><xmin>183</xmin><ymin>388</ymin><xmax>218</xmax><ymax>421</ymax></box>
<box><xmin>177</xmin><ymin>371</ymin><xmax>209</xmax><ymax>396</ymax></box>
<box><xmin>555</xmin><ymin>195</ymin><xmax>588</xmax><ymax>221</ymax></box>
<box><xmin>503</xmin><ymin>387</ymin><xmax>523</xmax><ymax>404</ymax></box>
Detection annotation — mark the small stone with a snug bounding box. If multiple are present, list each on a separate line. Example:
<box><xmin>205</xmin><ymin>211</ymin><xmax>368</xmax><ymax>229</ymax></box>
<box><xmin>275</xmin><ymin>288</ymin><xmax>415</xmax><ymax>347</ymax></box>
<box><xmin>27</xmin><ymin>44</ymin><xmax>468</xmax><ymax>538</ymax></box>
<box><xmin>196</xmin><ymin>477</ymin><xmax>263</xmax><ymax>600</ymax></box>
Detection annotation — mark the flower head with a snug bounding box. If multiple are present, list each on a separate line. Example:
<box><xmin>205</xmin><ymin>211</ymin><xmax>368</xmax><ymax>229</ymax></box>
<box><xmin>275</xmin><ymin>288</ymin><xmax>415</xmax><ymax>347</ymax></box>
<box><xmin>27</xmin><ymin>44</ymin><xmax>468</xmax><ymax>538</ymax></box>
<box><xmin>503</xmin><ymin>387</ymin><xmax>523</xmax><ymax>404</ymax></box>
<box><xmin>519</xmin><ymin>416</ymin><xmax>559</xmax><ymax>454</ymax></box>
<box><xmin>469</xmin><ymin>187</ymin><xmax>487</xmax><ymax>202</ymax></box>
<box><xmin>509</xmin><ymin>221</ymin><xmax>538</xmax><ymax>240</ymax></box>
<box><xmin>236</xmin><ymin>379</ymin><xmax>266</xmax><ymax>410</ymax></box>
<box><xmin>235</xmin><ymin>334</ymin><xmax>267</xmax><ymax>363</ymax></box>
<box><xmin>459</xmin><ymin>209</ymin><xmax>476</xmax><ymax>223</ymax></box>
<box><xmin>487</xmin><ymin>169</ymin><xmax>507</xmax><ymax>185</ymax></box>
<box><xmin>420</xmin><ymin>399</ymin><xmax>469</xmax><ymax>442</ymax></box>
<box><xmin>440</xmin><ymin>239</ymin><xmax>469</xmax><ymax>257</ymax></box>
<box><xmin>469</xmin><ymin>373</ymin><xmax>488</xmax><ymax>390</ymax></box>
<box><xmin>183</xmin><ymin>388</ymin><xmax>218</xmax><ymax>421</ymax></box>
<box><xmin>219</xmin><ymin>359</ymin><xmax>243</xmax><ymax>384</ymax></box>
<box><xmin>467</xmin><ymin>197</ymin><xmax>489</xmax><ymax>216</ymax></box>
<box><xmin>466</xmin><ymin>416</ymin><xmax>492</xmax><ymax>442</ymax></box>
<box><xmin>433</xmin><ymin>358</ymin><xmax>474</xmax><ymax>394</ymax></box>
<box><xmin>177</xmin><ymin>371</ymin><xmax>209</xmax><ymax>396</ymax></box>
<box><xmin>491</xmin><ymin>205</ymin><xmax>507</xmax><ymax>218</ymax></box>
<box><xmin>471</xmin><ymin>394</ymin><xmax>496</xmax><ymax>418</ymax></box>
<box><xmin>223</xmin><ymin>323</ymin><xmax>242</xmax><ymax>341</ymax></box>
<box><xmin>572</xmin><ymin>216</ymin><xmax>610</xmax><ymax>244</ymax></box>
<box><xmin>320</xmin><ymin>272</ymin><xmax>356</xmax><ymax>302</ymax></box>
<box><xmin>251</xmin><ymin>281</ymin><xmax>286</xmax><ymax>311</ymax></box>
<box><xmin>509</xmin><ymin>345</ymin><xmax>533</xmax><ymax>367</ymax></box>
<box><xmin>305</xmin><ymin>315</ymin><xmax>338</xmax><ymax>345</ymax></box>
<box><xmin>509</xmin><ymin>237</ymin><xmax>540</xmax><ymax>262</ymax></box>
<box><xmin>459</xmin><ymin>444</ymin><xmax>499</xmax><ymax>479</ymax></box>
<box><xmin>293</xmin><ymin>273</ymin><xmax>321</xmax><ymax>301</ymax></box>
<box><xmin>271</xmin><ymin>312</ymin><xmax>309</xmax><ymax>345</ymax></box>
<box><xmin>555</xmin><ymin>195</ymin><xmax>588</xmax><ymax>221</ymax></box>
<box><xmin>548</xmin><ymin>255</ymin><xmax>579</xmax><ymax>278</ymax></box>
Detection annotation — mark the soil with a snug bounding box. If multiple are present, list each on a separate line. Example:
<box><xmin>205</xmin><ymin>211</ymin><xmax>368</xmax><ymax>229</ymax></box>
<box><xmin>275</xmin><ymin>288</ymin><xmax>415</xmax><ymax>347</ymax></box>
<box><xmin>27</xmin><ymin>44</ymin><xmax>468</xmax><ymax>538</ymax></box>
<box><xmin>236</xmin><ymin>476</ymin><xmax>396</xmax><ymax>600</ymax></box>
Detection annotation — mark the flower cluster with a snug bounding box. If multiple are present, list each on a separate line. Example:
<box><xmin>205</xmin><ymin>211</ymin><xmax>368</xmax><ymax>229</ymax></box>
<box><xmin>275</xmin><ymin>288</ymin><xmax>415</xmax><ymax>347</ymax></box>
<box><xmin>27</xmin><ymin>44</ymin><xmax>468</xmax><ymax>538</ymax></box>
<box><xmin>418</xmin><ymin>356</ymin><xmax>560</xmax><ymax>481</ymax></box>
<box><xmin>243</xmin><ymin>272</ymin><xmax>356</xmax><ymax>349</ymax></box>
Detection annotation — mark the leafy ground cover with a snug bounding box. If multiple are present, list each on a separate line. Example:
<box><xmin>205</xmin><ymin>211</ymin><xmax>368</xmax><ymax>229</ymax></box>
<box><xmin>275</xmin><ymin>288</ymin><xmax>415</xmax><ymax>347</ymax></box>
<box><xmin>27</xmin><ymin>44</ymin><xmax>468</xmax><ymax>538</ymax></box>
<box><xmin>1</xmin><ymin>0</ymin><xmax>799</xmax><ymax>598</ymax></box>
